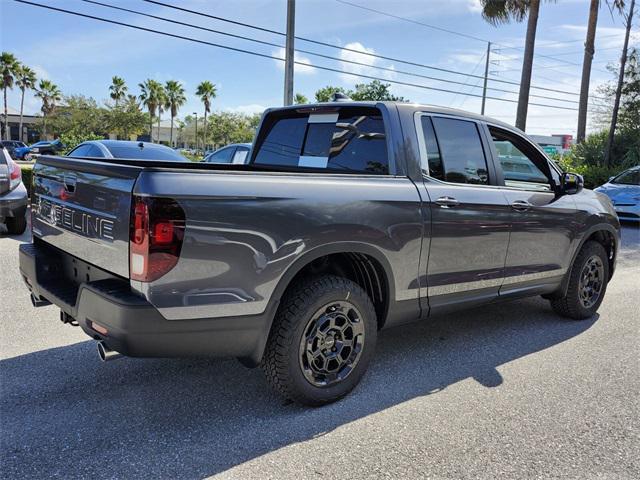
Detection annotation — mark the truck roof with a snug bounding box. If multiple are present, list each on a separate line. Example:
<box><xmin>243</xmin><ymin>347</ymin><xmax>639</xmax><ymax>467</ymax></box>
<box><xmin>268</xmin><ymin>101</ymin><xmax>522</xmax><ymax>135</ymax></box>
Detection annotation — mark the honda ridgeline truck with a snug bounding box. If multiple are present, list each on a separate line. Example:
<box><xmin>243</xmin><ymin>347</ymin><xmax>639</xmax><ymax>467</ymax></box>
<box><xmin>19</xmin><ymin>102</ymin><xmax>620</xmax><ymax>405</ymax></box>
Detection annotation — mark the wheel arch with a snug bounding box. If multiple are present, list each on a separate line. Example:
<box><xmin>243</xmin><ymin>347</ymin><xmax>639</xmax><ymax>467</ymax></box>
<box><xmin>559</xmin><ymin>223</ymin><xmax>619</xmax><ymax>297</ymax></box>
<box><xmin>247</xmin><ymin>242</ymin><xmax>395</xmax><ymax>367</ymax></box>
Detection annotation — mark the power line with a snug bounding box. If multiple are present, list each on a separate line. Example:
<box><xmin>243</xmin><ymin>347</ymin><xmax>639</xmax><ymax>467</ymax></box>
<box><xmin>12</xmin><ymin>0</ymin><xmax>581</xmax><ymax>112</ymax></box>
<box><xmin>334</xmin><ymin>0</ymin><xmax>621</xmax><ymax>67</ymax></box>
<box><xmin>82</xmin><ymin>0</ymin><xmax>581</xmax><ymax>105</ymax></box>
<box><xmin>142</xmin><ymin>0</ymin><xmax>592</xmax><ymax>99</ymax></box>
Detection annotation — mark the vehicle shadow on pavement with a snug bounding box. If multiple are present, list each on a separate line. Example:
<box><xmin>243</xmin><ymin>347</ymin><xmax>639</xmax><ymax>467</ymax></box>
<box><xmin>0</xmin><ymin>296</ymin><xmax>596</xmax><ymax>479</ymax></box>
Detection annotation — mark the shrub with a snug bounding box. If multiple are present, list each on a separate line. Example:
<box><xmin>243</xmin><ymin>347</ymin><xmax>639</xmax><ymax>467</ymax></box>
<box><xmin>20</xmin><ymin>164</ymin><xmax>33</xmax><ymax>197</ymax></box>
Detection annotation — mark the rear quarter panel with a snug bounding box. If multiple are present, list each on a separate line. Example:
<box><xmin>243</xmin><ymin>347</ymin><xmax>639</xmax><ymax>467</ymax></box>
<box><xmin>133</xmin><ymin>171</ymin><xmax>424</xmax><ymax>321</ymax></box>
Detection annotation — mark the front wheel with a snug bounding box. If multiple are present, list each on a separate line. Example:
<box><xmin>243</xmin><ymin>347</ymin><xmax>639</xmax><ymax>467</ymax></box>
<box><xmin>550</xmin><ymin>241</ymin><xmax>609</xmax><ymax>320</ymax></box>
<box><xmin>261</xmin><ymin>275</ymin><xmax>377</xmax><ymax>406</ymax></box>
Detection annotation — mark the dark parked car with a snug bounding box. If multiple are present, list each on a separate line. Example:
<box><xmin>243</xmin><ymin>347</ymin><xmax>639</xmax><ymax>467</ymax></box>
<box><xmin>67</xmin><ymin>140</ymin><xmax>188</xmax><ymax>161</ymax></box>
<box><xmin>19</xmin><ymin>102</ymin><xmax>619</xmax><ymax>405</ymax></box>
<box><xmin>30</xmin><ymin>139</ymin><xmax>65</xmax><ymax>155</ymax></box>
<box><xmin>203</xmin><ymin>143</ymin><xmax>251</xmax><ymax>164</ymax></box>
<box><xmin>595</xmin><ymin>166</ymin><xmax>640</xmax><ymax>222</ymax></box>
<box><xmin>0</xmin><ymin>147</ymin><xmax>28</xmax><ymax>234</ymax></box>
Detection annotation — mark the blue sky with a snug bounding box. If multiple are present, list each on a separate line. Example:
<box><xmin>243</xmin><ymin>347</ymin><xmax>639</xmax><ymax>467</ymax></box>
<box><xmin>1</xmin><ymin>0</ymin><xmax>638</xmax><ymax>135</ymax></box>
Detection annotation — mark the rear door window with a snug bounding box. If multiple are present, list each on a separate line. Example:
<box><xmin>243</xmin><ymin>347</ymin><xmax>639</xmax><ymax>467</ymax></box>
<box><xmin>430</xmin><ymin>117</ymin><xmax>489</xmax><ymax>185</ymax></box>
<box><xmin>67</xmin><ymin>144</ymin><xmax>93</xmax><ymax>157</ymax></box>
<box><xmin>253</xmin><ymin>107</ymin><xmax>389</xmax><ymax>174</ymax></box>
<box><xmin>207</xmin><ymin>147</ymin><xmax>236</xmax><ymax>163</ymax></box>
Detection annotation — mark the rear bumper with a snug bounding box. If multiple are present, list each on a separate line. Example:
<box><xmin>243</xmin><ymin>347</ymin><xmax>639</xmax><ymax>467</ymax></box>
<box><xmin>0</xmin><ymin>184</ymin><xmax>28</xmax><ymax>219</ymax></box>
<box><xmin>19</xmin><ymin>241</ymin><xmax>273</xmax><ymax>364</ymax></box>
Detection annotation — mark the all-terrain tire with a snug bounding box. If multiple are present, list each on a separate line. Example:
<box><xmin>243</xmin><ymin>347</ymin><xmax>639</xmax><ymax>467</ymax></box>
<box><xmin>550</xmin><ymin>241</ymin><xmax>609</xmax><ymax>320</ymax></box>
<box><xmin>261</xmin><ymin>275</ymin><xmax>377</xmax><ymax>406</ymax></box>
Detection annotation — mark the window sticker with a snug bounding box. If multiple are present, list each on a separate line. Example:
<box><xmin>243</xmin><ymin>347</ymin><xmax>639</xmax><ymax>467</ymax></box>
<box><xmin>299</xmin><ymin>155</ymin><xmax>329</xmax><ymax>168</ymax></box>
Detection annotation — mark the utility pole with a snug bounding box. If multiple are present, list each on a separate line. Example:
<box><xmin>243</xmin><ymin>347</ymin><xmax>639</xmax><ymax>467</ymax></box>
<box><xmin>604</xmin><ymin>0</ymin><xmax>635</xmax><ymax>167</ymax></box>
<box><xmin>481</xmin><ymin>42</ymin><xmax>491</xmax><ymax>116</ymax></box>
<box><xmin>283</xmin><ymin>0</ymin><xmax>295</xmax><ymax>106</ymax></box>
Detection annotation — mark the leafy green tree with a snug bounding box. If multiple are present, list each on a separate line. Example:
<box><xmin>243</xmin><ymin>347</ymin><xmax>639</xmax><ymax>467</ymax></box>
<box><xmin>105</xmin><ymin>95</ymin><xmax>148</xmax><ymax>140</ymax></box>
<box><xmin>164</xmin><ymin>80</ymin><xmax>186</xmax><ymax>146</ymax></box>
<box><xmin>15</xmin><ymin>64</ymin><xmax>37</xmax><ymax>142</ymax></box>
<box><xmin>294</xmin><ymin>93</ymin><xmax>308</xmax><ymax>104</ymax></box>
<box><xmin>479</xmin><ymin>0</ymin><xmax>556</xmax><ymax>130</ymax></box>
<box><xmin>34</xmin><ymin>79</ymin><xmax>62</xmax><ymax>138</ymax></box>
<box><xmin>109</xmin><ymin>76</ymin><xmax>127</xmax><ymax>108</ymax></box>
<box><xmin>1</xmin><ymin>52</ymin><xmax>20</xmax><ymax>140</ymax></box>
<box><xmin>196</xmin><ymin>81</ymin><xmax>217</xmax><ymax>149</ymax></box>
<box><xmin>314</xmin><ymin>85</ymin><xmax>347</xmax><ymax>102</ymax></box>
<box><xmin>314</xmin><ymin>80</ymin><xmax>407</xmax><ymax>102</ymax></box>
<box><xmin>47</xmin><ymin>95</ymin><xmax>104</xmax><ymax>138</ymax></box>
<box><xmin>350</xmin><ymin>80</ymin><xmax>407</xmax><ymax>101</ymax></box>
<box><xmin>139</xmin><ymin>79</ymin><xmax>163</xmax><ymax>142</ymax></box>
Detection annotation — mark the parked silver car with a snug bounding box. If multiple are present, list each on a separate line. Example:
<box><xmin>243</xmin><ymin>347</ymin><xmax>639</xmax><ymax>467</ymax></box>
<box><xmin>0</xmin><ymin>147</ymin><xmax>28</xmax><ymax>234</ymax></box>
<box><xmin>595</xmin><ymin>166</ymin><xmax>640</xmax><ymax>222</ymax></box>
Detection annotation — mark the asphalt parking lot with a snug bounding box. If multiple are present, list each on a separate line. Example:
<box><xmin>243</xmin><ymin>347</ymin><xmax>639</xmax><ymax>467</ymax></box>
<box><xmin>1</xmin><ymin>222</ymin><xmax>638</xmax><ymax>479</ymax></box>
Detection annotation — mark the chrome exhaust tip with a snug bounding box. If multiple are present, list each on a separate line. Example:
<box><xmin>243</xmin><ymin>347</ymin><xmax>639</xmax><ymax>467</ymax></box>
<box><xmin>97</xmin><ymin>341</ymin><xmax>122</xmax><ymax>362</ymax></box>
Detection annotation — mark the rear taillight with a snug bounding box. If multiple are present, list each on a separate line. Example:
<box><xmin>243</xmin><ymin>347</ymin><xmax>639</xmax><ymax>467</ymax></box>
<box><xmin>129</xmin><ymin>196</ymin><xmax>185</xmax><ymax>282</ymax></box>
<box><xmin>9</xmin><ymin>159</ymin><xmax>21</xmax><ymax>190</ymax></box>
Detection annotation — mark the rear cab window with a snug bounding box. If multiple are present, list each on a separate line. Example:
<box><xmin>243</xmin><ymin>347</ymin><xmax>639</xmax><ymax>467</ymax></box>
<box><xmin>252</xmin><ymin>106</ymin><xmax>389</xmax><ymax>174</ymax></box>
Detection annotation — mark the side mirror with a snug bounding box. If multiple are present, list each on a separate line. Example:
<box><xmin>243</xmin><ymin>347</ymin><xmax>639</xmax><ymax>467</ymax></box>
<box><xmin>560</xmin><ymin>172</ymin><xmax>584</xmax><ymax>195</ymax></box>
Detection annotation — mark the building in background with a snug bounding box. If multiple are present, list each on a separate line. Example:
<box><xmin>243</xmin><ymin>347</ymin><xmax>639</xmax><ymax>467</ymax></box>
<box><xmin>1</xmin><ymin>106</ymin><xmax>41</xmax><ymax>143</ymax></box>
<box><xmin>530</xmin><ymin>134</ymin><xmax>574</xmax><ymax>155</ymax></box>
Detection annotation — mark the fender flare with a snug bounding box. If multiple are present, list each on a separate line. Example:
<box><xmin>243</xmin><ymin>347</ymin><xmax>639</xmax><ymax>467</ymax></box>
<box><xmin>559</xmin><ymin>222</ymin><xmax>619</xmax><ymax>297</ymax></box>
<box><xmin>246</xmin><ymin>242</ymin><xmax>396</xmax><ymax>366</ymax></box>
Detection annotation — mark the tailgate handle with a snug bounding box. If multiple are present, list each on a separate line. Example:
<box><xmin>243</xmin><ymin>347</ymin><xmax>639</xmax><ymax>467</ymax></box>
<box><xmin>63</xmin><ymin>173</ymin><xmax>77</xmax><ymax>193</ymax></box>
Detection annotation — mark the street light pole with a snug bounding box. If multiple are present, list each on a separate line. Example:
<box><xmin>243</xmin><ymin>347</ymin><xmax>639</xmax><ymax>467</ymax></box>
<box><xmin>283</xmin><ymin>0</ymin><xmax>295</xmax><ymax>106</ymax></box>
<box><xmin>193</xmin><ymin>112</ymin><xmax>198</xmax><ymax>152</ymax></box>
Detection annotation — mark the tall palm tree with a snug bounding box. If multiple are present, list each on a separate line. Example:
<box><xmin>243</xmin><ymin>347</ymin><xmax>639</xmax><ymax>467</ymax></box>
<box><xmin>604</xmin><ymin>0</ymin><xmax>636</xmax><ymax>166</ymax></box>
<box><xmin>480</xmin><ymin>0</ymin><xmax>554</xmax><ymax>131</ymax></box>
<box><xmin>576</xmin><ymin>0</ymin><xmax>625</xmax><ymax>143</ymax></box>
<box><xmin>109</xmin><ymin>76</ymin><xmax>127</xmax><ymax>108</ymax></box>
<box><xmin>154</xmin><ymin>83</ymin><xmax>166</xmax><ymax>145</ymax></box>
<box><xmin>34</xmin><ymin>79</ymin><xmax>62</xmax><ymax>139</ymax></box>
<box><xmin>164</xmin><ymin>80</ymin><xmax>186</xmax><ymax>147</ymax></box>
<box><xmin>1</xmin><ymin>52</ymin><xmax>20</xmax><ymax>140</ymax></box>
<box><xmin>15</xmin><ymin>64</ymin><xmax>37</xmax><ymax>143</ymax></box>
<box><xmin>139</xmin><ymin>79</ymin><xmax>162</xmax><ymax>142</ymax></box>
<box><xmin>195</xmin><ymin>81</ymin><xmax>217</xmax><ymax>150</ymax></box>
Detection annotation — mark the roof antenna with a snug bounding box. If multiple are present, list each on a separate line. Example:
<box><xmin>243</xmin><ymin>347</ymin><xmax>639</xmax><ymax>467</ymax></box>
<box><xmin>330</xmin><ymin>92</ymin><xmax>352</xmax><ymax>102</ymax></box>
<box><xmin>138</xmin><ymin>142</ymin><xmax>144</xmax><ymax>149</ymax></box>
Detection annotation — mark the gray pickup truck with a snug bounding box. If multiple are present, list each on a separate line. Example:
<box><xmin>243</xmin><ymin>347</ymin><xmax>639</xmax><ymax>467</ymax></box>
<box><xmin>19</xmin><ymin>102</ymin><xmax>620</xmax><ymax>405</ymax></box>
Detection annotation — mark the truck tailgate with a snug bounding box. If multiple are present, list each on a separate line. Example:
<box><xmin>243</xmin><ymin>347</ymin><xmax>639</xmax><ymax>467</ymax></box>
<box><xmin>31</xmin><ymin>156</ymin><xmax>142</xmax><ymax>278</ymax></box>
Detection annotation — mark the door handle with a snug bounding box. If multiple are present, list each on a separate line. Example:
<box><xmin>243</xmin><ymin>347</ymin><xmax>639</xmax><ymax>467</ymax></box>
<box><xmin>435</xmin><ymin>196</ymin><xmax>459</xmax><ymax>208</ymax></box>
<box><xmin>511</xmin><ymin>200</ymin><xmax>532</xmax><ymax>211</ymax></box>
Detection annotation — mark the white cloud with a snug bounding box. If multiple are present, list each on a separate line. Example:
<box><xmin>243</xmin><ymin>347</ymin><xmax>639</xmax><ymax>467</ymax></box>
<box><xmin>338</xmin><ymin>41</ymin><xmax>397</xmax><ymax>83</ymax></box>
<box><xmin>273</xmin><ymin>48</ymin><xmax>315</xmax><ymax>75</ymax></box>
<box><xmin>467</xmin><ymin>0</ymin><xmax>483</xmax><ymax>13</ymax></box>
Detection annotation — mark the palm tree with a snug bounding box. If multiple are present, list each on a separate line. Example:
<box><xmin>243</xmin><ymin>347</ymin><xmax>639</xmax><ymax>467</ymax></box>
<box><xmin>109</xmin><ymin>76</ymin><xmax>127</xmax><ymax>108</ymax></box>
<box><xmin>34</xmin><ymin>79</ymin><xmax>62</xmax><ymax>139</ymax></box>
<box><xmin>1</xmin><ymin>52</ymin><xmax>20</xmax><ymax>140</ymax></box>
<box><xmin>155</xmin><ymin>83</ymin><xmax>166</xmax><ymax>144</ymax></box>
<box><xmin>480</xmin><ymin>0</ymin><xmax>553</xmax><ymax>131</ymax></box>
<box><xmin>164</xmin><ymin>80</ymin><xmax>186</xmax><ymax>147</ymax></box>
<box><xmin>576</xmin><ymin>0</ymin><xmax>625</xmax><ymax>143</ymax></box>
<box><xmin>604</xmin><ymin>0</ymin><xmax>636</xmax><ymax>166</ymax></box>
<box><xmin>195</xmin><ymin>81</ymin><xmax>217</xmax><ymax>150</ymax></box>
<box><xmin>139</xmin><ymin>79</ymin><xmax>162</xmax><ymax>142</ymax></box>
<box><xmin>15</xmin><ymin>64</ymin><xmax>37</xmax><ymax>143</ymax></box>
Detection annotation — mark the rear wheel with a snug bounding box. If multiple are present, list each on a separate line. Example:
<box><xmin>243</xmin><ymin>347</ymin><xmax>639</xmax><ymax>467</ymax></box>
<box><xmin>5</xmin><ymin>214</ymin><xmax>27</xmax><ymax>235</ymax></box>
<box><xmin>550</xmin><ymin>241</ymin><xmax>609</xmax><ymax>320</ymax></box>
<box><xmin>261</xmin><ymin>275</ymin><xmax>377</xmax><ymax>406</ymax></box>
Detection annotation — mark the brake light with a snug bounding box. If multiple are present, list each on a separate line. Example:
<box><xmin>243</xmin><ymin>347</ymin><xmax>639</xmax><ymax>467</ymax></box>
<box><xmin>9</xmin><ymin>159</ymin><xmax>21</xmax><ymax>190</ymax></box>
<box><xmin>129</xmin><ymin>196</ymin><xmax>185</xmax><ymax>282</ymax></box>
